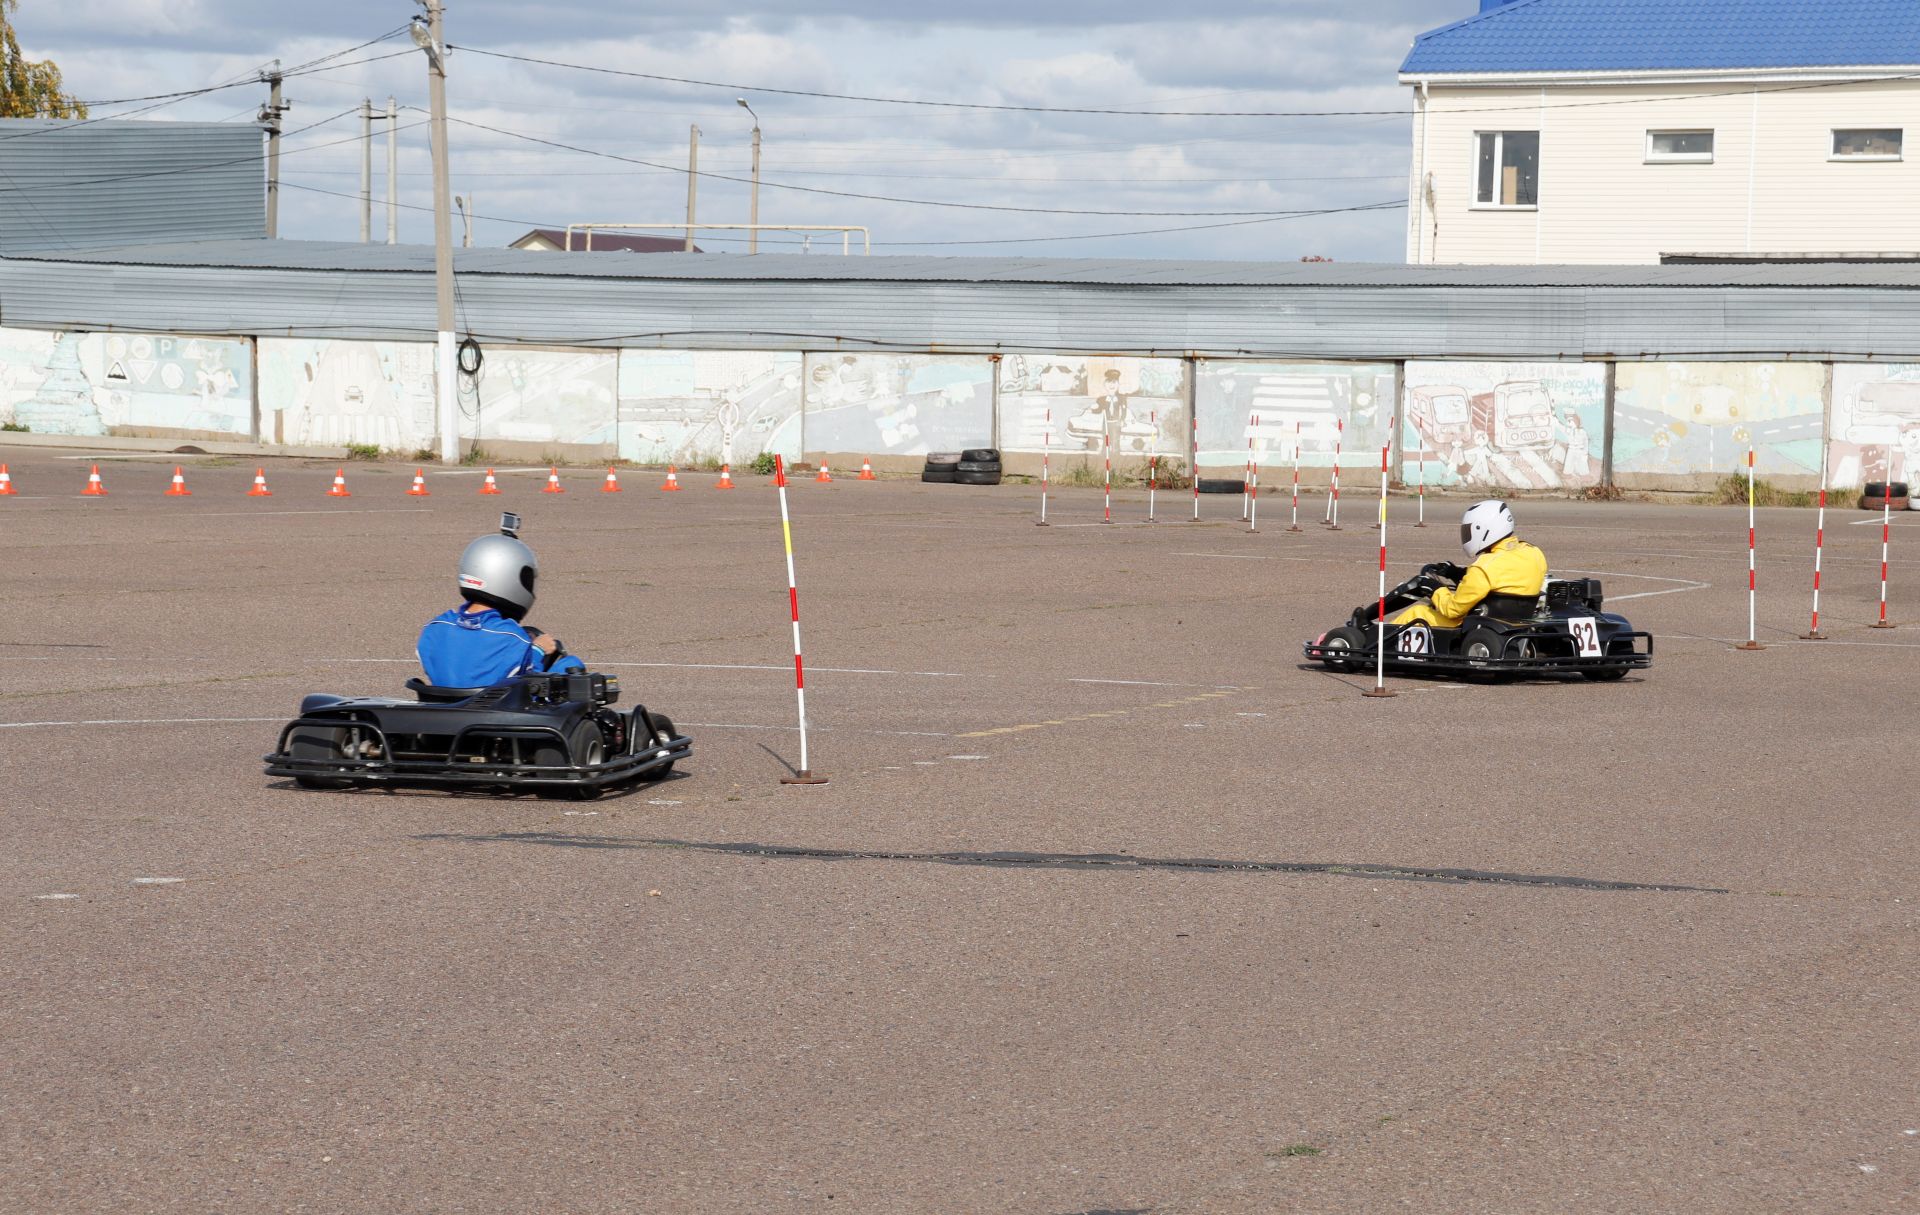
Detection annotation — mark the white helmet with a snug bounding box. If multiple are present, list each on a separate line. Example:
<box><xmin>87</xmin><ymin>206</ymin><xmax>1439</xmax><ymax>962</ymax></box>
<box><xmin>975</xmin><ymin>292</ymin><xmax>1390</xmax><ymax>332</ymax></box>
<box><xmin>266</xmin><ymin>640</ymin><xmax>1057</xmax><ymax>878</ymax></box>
<box><xmin>1460</xmin><ymin>499</ymin><xmax>1516</xmax><ymax>558</ymax></box>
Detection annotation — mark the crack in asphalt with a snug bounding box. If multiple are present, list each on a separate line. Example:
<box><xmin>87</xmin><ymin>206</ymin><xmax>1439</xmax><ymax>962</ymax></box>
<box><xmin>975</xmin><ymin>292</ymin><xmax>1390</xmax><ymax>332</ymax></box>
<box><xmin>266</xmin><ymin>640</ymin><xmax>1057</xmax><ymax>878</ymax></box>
<box><xmin>416</xmin><ymin>832</ymin><xmax>1727</xmax><ymax>894</ymax></box>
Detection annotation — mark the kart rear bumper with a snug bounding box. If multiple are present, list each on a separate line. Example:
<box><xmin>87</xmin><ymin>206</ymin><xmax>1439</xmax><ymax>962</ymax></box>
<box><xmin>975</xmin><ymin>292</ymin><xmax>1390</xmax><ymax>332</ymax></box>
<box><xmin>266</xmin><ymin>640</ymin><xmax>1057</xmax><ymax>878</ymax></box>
<box><xmin>264</xmin><ymin>716</ymin><xmax>692</xmax><ymax>791</ymax></box>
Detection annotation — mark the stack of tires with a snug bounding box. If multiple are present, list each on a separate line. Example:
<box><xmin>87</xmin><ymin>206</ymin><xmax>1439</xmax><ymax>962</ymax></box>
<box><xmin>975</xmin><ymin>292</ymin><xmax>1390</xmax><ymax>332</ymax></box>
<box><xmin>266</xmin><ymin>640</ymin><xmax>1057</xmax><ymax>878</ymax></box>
<box><xmin>923</xmin><ymin>448</ymin><xmax>1002</xmax><ymax>485</ymax></box>
<box><xmin>1863</xmin><ymin>481</ymin><xmax>1911</xmax><ymax>511</ymax></box>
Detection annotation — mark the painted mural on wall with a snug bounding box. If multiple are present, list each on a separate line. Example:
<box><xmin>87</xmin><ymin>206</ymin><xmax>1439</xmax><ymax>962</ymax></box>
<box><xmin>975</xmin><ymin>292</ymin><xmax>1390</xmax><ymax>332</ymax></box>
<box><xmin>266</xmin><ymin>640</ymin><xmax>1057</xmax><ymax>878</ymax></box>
<box><xmin>1614</xmin><ymin>362</ymin><xmax>1825</xmax><ymax>480</ymax></box>
<box><xmin>1827</xmin><ymin>364</ymin><xmax>1920</xmax><ymax>490</ymax></box>
<box><xmin>468</xmin><ymin>345</ymin><xmax>617</xmax><ymax>448</ymax></box>
<box><xmin>0</xmin><ymin>327</ymin><xmax>250</xmax><ymax>437</ymax></box>
<box><xmin>802</xmin><ymin>353</ymin><xmax>993</xmax><ymax>456</ymax></box>
<box><xmin>1195</xmin><ymin>361</ymin><xmax>1393</xmax><ymax>473</ymax></box>
<box><xmin>995</xmin><ymin>355</ymin><xmax>1185</xmax><ymax>457</ymax></box>
<box><xmin>617</xmin><ymin>350</ymin><xmax>801</xmax><ymax>465</ymax></box>
<box><xmin>259</xmin><ymin>338</ymin><xmax>437</xmax><ymax>451</ymax></box>
<box><xmin>1402</xmin><ymin>361</ymin><xmax>1604</xmax><ymax>491</ymax></box>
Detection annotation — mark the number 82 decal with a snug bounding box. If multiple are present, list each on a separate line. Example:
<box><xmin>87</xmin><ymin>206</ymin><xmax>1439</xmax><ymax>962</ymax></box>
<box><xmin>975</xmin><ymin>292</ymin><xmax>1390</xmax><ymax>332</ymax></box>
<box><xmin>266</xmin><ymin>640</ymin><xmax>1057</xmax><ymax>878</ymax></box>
<box><xmin>1568</xmin><ymin>616</ymin><xmax>1603</xmax><ymax>657</ymax></box>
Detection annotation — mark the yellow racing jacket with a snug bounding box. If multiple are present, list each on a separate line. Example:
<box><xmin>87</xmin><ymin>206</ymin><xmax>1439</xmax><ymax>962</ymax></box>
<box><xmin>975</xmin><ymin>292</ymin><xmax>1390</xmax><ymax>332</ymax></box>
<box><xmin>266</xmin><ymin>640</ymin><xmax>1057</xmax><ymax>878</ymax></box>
<box><xmin>1429</xmin><ymin>536</ymin><xmax>1548</xmax><ymax>620</ymax></box>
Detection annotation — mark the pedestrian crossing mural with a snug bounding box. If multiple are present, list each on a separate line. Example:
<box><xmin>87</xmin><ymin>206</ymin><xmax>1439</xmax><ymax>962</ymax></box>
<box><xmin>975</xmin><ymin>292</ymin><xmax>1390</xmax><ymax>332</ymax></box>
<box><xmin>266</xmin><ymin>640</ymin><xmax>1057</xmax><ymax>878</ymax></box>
<box><xmin>1195</xmin><ymin>361</ymin><xmax>1394</xmax><ymax>476</ymax></box>
<box><xmin>1402</xmin><ymin>362</ymin><xmax>1603</xmax><ymax>493</ymax></box>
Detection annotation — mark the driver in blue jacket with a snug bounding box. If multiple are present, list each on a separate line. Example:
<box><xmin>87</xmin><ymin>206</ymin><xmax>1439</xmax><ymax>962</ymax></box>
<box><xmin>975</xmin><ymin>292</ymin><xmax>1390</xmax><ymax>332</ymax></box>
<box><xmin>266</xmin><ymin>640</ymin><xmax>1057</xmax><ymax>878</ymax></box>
<box><xmin>417</xmin><ymin>519</ymin><xmax>585</xmax><ymax>687</ymax></box>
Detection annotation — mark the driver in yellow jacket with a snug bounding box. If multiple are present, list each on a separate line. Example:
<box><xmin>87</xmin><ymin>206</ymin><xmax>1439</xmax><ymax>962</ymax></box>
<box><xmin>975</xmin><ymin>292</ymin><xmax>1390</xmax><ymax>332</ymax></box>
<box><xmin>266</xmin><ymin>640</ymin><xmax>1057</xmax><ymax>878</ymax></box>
<box><xmin>1393</xmin><ymin>499</ymin><xmax>1548</xmax><ymax>628</ymax></box>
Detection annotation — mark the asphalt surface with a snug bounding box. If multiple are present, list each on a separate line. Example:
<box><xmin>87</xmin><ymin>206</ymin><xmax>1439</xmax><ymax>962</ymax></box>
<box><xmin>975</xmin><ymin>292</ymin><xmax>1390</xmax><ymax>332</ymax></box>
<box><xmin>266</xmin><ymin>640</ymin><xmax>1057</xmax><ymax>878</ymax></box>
<box><xmin>4</xmin><ymin>447</ymin><xmax>1917</xmax><ymax>1213</ymax></box>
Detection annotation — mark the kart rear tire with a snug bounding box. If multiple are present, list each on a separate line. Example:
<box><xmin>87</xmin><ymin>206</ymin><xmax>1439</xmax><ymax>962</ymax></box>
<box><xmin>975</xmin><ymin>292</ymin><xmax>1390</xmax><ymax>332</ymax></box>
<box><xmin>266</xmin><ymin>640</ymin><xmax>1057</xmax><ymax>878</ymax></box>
<box><xmin>1461</xmin><ymin>627</ymin><xmax>1507</xmax><ymax>670</ymax></box>
<box><xmin>1319</xmin><ymin>625</ymin><xmax>1368</xmax><ymax>672</ymax></box>
<box><xmin>288</xmin><ymin>724</ymin><xmax>354</xmax><ymax>790</ymax></box>
<box><xmin>533</xmin><ymin>719</ymin><xmax>607</xmax><ymax>800</ymax></box>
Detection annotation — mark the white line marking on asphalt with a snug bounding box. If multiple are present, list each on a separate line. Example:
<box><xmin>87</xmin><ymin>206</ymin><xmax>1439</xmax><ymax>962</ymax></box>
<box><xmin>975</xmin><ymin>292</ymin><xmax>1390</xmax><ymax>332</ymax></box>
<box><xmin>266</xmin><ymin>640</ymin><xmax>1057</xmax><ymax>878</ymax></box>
<box><xmin>0</xmin><ymin>716</ymin><xmax>283</xmax><ymax>730</ymax></box>
<box><xmin>432</xmin><ymin>467</ymin><xmax>548</xmax><ymax>476</ymax></box>
<box><xmin>196</xmin><ymin>508</ymin><xmax>435</xmax><ymax>518</ymax></box>
<box><xmin>946</xmin><ymin>754</ymin><xmax>989</xmax><ymax>760</ymax></box>
<box><xmin>646</xmin><ymin>799</ymin><xmax>683</xmax><ymax>806</ymax></box>
<box><xmin>1070</xmin><ymin>677</ymin><xmax>1198</xmax><ymax>687</ymax></box>
<box><xmin>34</xmin><ymin>893</ymin><xmax>80</xmax><ymax>900</ymax></box>
<box><xmin>1848</xmin><ymin>515</ymin><xmax>1914</xmax><ymax>525</ymax></box>
<box><xmin>1557</xmin><ymin>568</ymin><xmax>1711</xmax><ymax>602</ymax></box>
<box><xmin>912</xmin><ymin>760</ymin><xmax>940</xmax><ymax>765</ymax></box>
<box><xmin>132</xmin><ymin>877</ymin><xmax>185</xmax><ymax>885</ymax></box>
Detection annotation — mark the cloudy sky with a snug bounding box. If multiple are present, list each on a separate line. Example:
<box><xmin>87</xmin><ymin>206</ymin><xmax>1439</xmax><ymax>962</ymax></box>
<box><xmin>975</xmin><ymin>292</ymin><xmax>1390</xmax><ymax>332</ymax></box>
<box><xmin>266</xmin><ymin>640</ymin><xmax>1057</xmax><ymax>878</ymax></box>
<box><xmin>22</xmin><ymin>0</ymin><xmax>1456</xmax><ymax>260</ymax></box>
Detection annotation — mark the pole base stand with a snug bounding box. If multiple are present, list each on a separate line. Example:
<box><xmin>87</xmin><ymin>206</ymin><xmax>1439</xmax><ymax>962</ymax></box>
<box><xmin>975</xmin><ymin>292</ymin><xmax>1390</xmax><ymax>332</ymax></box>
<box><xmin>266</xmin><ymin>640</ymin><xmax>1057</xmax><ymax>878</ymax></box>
<box><xmin>1734</xmin><ymin>641</ymin><xmax>1766</xmax><ymax>650</ymax></box>
<box><xmin>1325</xmin><ymin>525</ymin><xmax>1343</xmax><ymax>531</ymax></box>
<box><xmin>780</xmin><ymin>770</ymin><xmax>829</xmax><ymax>785</ymax></box>
<box><xmin>1035</xmin><ymin>521</ymin><xmax>1050</xmax><ymax>527</ymax></box>
<box><xmin>1414</xmin><ymin>522</ymin><xmax>1428</xmax><ymax>528</ymax></box>
<box><xmin>1799</xmin><ymin>630</ymin><xmax>1827</xmax><ymax>640</ymax></box>
<box><xmin>1871</xmin><ymin>621</ymin><xmax>1897</xmax><ymax>629</ymax></box>
<box><xmin>1286</xmin><ymin>525</ymin><xmax>1303</xmax><ymax>533</ymax></box>
<box><xmin>1361</xmin><ymin>687</ymin><xmax>1398</xmax><ymax>698</ymax></box>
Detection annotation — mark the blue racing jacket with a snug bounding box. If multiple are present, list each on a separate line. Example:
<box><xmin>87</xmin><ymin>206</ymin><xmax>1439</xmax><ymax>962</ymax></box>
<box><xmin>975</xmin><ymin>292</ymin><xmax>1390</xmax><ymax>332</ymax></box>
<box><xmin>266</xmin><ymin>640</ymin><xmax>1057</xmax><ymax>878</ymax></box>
<box><xmin>417</xmin><ymin>605</ymin><xmax>584</xmax><ymax>687</ymax></box>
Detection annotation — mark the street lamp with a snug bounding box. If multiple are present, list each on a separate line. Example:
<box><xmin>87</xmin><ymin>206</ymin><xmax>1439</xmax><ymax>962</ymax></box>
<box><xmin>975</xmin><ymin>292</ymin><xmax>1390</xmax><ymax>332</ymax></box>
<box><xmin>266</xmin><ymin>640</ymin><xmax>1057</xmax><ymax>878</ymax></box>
<box><xmin>737</xmin><ymin>97</ymin><xmax>761</xmax><ymax>254</ymax></box>
<box><xmin>413</xmin><ymin>1</ymin><xmax>457</xmax><ymax>463</ymax></box>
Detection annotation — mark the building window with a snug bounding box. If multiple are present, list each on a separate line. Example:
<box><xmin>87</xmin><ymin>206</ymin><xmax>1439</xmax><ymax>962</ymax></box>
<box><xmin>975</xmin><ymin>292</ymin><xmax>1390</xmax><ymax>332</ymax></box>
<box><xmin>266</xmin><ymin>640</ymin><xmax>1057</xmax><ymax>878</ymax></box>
<box><xmin>1832</xmin><ymin>128</ymin><xmax>1903</xmax><ymax>160</ymax></box>
<box><xmin>1474</xmin><ymin>131</ymin><xmax>1538</xmax><ymax>207</ymax></box>
<box><xmin>1647</xmin><ymin>130</ymin><xmax>1714</xmax><ymax>162</ymax></box>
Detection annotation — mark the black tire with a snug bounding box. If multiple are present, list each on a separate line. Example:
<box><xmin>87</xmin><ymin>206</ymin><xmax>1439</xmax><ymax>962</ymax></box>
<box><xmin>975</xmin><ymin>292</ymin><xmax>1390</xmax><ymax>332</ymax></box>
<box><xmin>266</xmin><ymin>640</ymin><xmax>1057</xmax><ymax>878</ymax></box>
<box><xmin>1460</xmin><ymin>627</ymin><xmax>1508</xmax><ymax>668</ymax></box>
<box><xmin>288</xmin><ymin>724</ymin><xmax>354</xmax><ymax>790</ymax></box>
<box><xmin>954</xmin><ymin>459</ymin><xmax>1002</xmax><ymax>473</ymax></box>
<box><xmin>924</xmin><ymin>452</ymin><xmax>962</xmax><ymax>466</ymax></box>
<box><xmin>533</xmin><ymin>719</ymin><xmax>607</xmax><ymax>800</ymax></box>
<box><xmin>921</xmin><ymin>467</ymin><xmax>958</xmax><ymax>483</ymax></box>
<box><xmin>955</xmin><ymin>469</ymin><xmax>1002</xmax><ymax>485</ymax></box>
<box><xmin>1197</xmin><ymin>477</ymin><xmax>1245</xmax><ymax>494</ymax></box>
<box><xmin>641</xmin><ymin>711</ymin><xmax>678</xmax><ymax>778</ymax></box>
<box><xmin>960</xmin><ymin>448</ymin><xmax>1000</xmax><ymax>463</ymax></box>
<box><xmin>1581</xmin><ymin>640</ymin><xmax>1634</xmax><ymax>681</ymax></box>
<box><xmin>1318</xmin><ymin>625</ymin><xmax>1368</xmax><ymax>672</ymax></box>
<box><xmin>1865</xmin><ymin>481</ymin><xmax>1909</xmax><ymax>498</ymax></box>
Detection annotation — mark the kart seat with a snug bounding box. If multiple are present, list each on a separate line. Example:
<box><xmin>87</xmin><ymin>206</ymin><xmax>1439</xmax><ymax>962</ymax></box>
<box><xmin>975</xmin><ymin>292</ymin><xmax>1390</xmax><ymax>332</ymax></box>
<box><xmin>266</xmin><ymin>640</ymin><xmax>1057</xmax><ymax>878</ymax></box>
<box><xmin>405</xmin><ymin>677</ymin><xmax>491</xmax><ymax>704</ymax></box>
<box><xmin>1472</xmin><ymin>592</ymin><xmax>1543</xmax><ymax>621</ymax></box>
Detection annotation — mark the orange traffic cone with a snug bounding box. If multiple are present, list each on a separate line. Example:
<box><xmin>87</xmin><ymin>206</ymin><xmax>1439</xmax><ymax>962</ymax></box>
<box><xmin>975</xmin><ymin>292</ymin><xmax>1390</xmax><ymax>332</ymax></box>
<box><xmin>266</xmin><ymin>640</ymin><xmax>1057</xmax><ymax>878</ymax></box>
<box><xmin>542</xmin><ymin>467</ymin><xmax>565</xmax><ymax>494</ymax></box>
<box><xmin>660</xmin><ymin>466</ymin><xmax>683</xmax><ymax>492</ymax></box>
<box><xmin>81</xmin><ymin>464</ymin><xmax>108</xmax><ymax>496</ymax></box>
<box><xmin>715</xmin><ymin>464</ymin><xmax>736</xmax><ymax>490</ymax></box>
<box><xmin>247</xmin><ymin>467</ymin><xmax>272</xmax><ymax>497</ymax></box>
<box><xmin>0</xmin><ymin>464</ymin><xmax>16</xmax><ymax>495</ymax></box>
<box><xmin>479</xmin><ymin>468</ymin><xmax>501</xmax><ymax>495</ymax></box>
<box><xmin>406</xmin><ymin>468</ymin><xmax>431</xmax><ymax>497</ymax></box>
<box><xmin>816</xmin><ymin>461</ymin><xmax>833</xmax><ymax>483</ymax></box>
<box><xmin>858</xmin><ymin>459</ymin><xmax>876</xmax><ymax>481</ymax></box>
<box><xmin>602</xmin><ymin>466</ymin><xmax>622</xmax><ymax>493</ymax></box>
<box><xmin>326</xmin><ymin>468</ymin><xmax>351</xmax><ymax>498</ymax></box>
<box><xmin>164</xmin><ymin>465</ymin><xmax>192</xmax><ymax>497</ymax></box>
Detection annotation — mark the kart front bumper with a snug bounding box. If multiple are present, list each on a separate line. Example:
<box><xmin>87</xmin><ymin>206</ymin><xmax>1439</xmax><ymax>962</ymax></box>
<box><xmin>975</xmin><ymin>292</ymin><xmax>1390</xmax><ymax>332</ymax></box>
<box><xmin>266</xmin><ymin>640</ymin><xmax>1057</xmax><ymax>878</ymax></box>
<box><xmin>1302</xmin><ymin>629</ymin><xmax>1653</xmax><ymax>676</ymax></box>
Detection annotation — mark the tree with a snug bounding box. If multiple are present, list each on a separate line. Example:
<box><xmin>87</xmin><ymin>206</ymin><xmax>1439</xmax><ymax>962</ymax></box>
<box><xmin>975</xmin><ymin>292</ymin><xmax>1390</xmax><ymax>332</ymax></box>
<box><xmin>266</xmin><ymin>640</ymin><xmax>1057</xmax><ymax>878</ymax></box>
<box><xmin>0</xmin><ymin>0</ymin><xmax>84</xmax><ymax>119</ymax></box>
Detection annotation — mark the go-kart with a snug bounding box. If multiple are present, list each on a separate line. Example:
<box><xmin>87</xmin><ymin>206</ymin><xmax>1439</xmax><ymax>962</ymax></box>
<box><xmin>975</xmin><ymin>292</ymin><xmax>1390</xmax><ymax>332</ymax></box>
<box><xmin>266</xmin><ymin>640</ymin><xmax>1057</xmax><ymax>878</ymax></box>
<box><xmin>1302</xmin><ymin>564</ymin><xmax>1652</xmax><ymax>681</ymax></box>
<box><xmin>263</xmin><ymin>668</ymin><xmax>691</xmax><ymax>799</ymax></box>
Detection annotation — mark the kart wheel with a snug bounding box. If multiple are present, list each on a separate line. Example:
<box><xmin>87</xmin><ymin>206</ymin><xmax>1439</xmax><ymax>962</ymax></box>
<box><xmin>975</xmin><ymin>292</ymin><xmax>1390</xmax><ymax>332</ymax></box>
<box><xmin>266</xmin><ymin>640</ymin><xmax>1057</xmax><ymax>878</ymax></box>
<box><xmin>1319</xmin><ymin>625</ymin><xmax>1368</xmax><ymax>672</ymax></box>
<box><xmin>645</xmin><ymin>712</ymin><xmax>678</xmax><ymax>778</ymax></box>
<box><xmin>533</xmin><ymin>720</ymin><xmax>607</xmax><ymax>800</ymax></box>
<box><xmin>1461</xmin><ymin>627</ymin><xmax>1506</xmax><ymax>668</ymax></box>
<box><xmin>1581</xmin><ymin>640</ymin><xmax>1633</xmax><ymax>681</ymax></box>
<box><xmin>288</xmin><ymin>724</ymin><xmax>354</xmax><ymax>790</ymax></box>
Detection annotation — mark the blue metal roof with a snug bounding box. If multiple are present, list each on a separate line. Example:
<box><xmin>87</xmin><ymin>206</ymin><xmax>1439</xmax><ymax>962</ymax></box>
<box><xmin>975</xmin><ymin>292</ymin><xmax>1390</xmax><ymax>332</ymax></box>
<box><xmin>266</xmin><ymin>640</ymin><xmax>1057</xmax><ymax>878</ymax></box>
<box><xmin>1401</xmin><ymin>0</ymin><xmax>1920</xmax><ymax>75</ymax></box>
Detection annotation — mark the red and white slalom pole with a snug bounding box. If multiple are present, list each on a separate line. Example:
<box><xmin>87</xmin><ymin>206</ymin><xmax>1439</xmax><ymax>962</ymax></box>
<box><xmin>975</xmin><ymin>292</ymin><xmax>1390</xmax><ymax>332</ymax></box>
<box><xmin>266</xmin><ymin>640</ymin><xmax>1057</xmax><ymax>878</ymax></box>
<box><xmin>773</xmin><ymin>455</ymin><xmax>827</xmax><ymax>783</ymax></box>
<box><xmin>1802</xmin><ymin>463</ymin><xmax>1828</xmax><ymax>640</ymax></box>
<box><xmin>1736</xmin><ymin>448</ymin><xmax>1764</xmax><ymax>651</ymax></box>
<box><xmin>1247</xmin><ymin>426</ymin><xmax>1260</xmax><ymax>534</ymax></box>
<box><xmin>1190</xmin><ymin>408</ymin><xmax>1201</xmax><ymax>522</ymax></box>
<box><xmin>1415</xmin><ymin>441</ymin><xmax>1428</xmax><ymax>528</ymax></box>
<box><xmin>1037</xmin><ymin>408</ymin><xmax>1050</xmax><ymax>527</ymax></box>
<box><xmin>1102</xmin><ymin>429</ymin><xmax>1113</xmax><ymax>524</ymax></box>
<box><xmin>1873</xmin><ymin>473</ymin><xmax>1897</xmax><ymax>630</ymax></box>
<box><xmin>1324</xmin><ymin>418</ymin><xmax>1343</xmax><ymax>530</ymax></box>
<box><xmin>1287</xmin><ymin>422</ymin><xmax>1302</xmax><ymax>532</ymax></box>
<box><xmin>1244</xmin><ymin>412</ymin><xmax>1259</xmax><ymax>522</ymax></box>
<box><xmin>1364</xmin><ymin>445</ymin><xmax>1396</xmax><ymax>697</ymax></box>
<box><xmin>1147</xmin><ymin>410</ymin><xmax>1158</xmax><ymax>523</ymax></box>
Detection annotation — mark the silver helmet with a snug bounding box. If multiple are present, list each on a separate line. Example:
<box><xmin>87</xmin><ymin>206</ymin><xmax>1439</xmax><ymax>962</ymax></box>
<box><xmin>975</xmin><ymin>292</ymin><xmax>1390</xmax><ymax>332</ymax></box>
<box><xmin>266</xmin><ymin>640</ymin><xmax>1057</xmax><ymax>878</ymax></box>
<box><xmin>457</xmin><ymin>533</ymin><xmax>538</xmax><ymax>618</ymax></box>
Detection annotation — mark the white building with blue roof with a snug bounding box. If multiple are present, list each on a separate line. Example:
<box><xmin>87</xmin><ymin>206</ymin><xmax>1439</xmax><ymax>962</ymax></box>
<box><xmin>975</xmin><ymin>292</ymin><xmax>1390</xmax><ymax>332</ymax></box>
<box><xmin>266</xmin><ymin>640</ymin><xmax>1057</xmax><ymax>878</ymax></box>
<box><xmin>1399</xmin><ymin>0</ymin><xmax>1920</xmax><ymax>264</ymax></box>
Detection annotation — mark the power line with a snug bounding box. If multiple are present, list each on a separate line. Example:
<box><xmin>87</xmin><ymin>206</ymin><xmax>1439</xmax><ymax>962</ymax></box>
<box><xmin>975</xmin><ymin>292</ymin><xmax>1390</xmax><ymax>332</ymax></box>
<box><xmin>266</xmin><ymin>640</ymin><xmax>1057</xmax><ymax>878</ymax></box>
<box><xmin>447</xmin><ymin>47</ymin><xmax>1414</xmax><ymax>118</ymax></box>
<box><xmin>878</xmin><ymin>202</ymin><xmax>1408</xmax><ymax>247</ymax></box>
<box><xmin>434</xmin><ymin>112</ymin><xmax>1381</xmax><ymax>218</ymax></box>
<box><xmin>71</xmin><ymin>30</ymin><xmax>413</xmax><ymax>107</ymax></box>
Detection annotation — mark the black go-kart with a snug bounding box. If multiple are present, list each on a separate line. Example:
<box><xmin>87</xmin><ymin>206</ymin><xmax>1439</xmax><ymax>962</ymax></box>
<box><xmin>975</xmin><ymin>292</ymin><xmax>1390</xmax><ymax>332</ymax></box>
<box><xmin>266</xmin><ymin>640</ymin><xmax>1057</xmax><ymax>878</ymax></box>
<box><xmin>1302</xmin><ymin>563</ymin><xmax>1652</xmax><ymax>681</ymax></box>
<box><xmin>264</xmin><ymin>668</ymin><xmax>691</xmax><ymax>799</ymax></box>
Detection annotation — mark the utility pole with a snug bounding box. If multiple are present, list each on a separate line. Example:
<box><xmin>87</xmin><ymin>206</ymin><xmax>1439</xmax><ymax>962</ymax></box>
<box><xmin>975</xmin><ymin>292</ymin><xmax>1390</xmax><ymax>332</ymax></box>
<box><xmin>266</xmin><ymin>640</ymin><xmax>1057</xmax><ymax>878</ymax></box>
<box><xmin>359</xmin><ymin>99</ymin><xmax>372</xmax><ymax>242</ymax></box>
<box><xmin>737</xmin><ymin>99</ymin><xmax>761</xmax><ymax>254</ymax></box>
<box><xmin>413</xmin><ymin>3</ymin><xmax>458</xmax><ymax>464</ymax></box>
<box><xmin>684</xmin><ymin>124</ymin><xmax>700</xmax><ymax>252</ymax></box>
<box><xmin>386</xmin><ymin>95</ymin><xmax>399</xmax><ymax>244</ymax></box>
<box><xmin>259</xmin><ymin>65</ymin><xmax>287</xmax><ymax>238</ymax></box>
